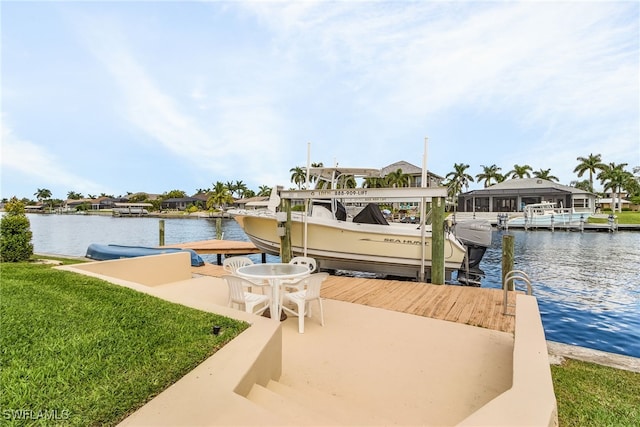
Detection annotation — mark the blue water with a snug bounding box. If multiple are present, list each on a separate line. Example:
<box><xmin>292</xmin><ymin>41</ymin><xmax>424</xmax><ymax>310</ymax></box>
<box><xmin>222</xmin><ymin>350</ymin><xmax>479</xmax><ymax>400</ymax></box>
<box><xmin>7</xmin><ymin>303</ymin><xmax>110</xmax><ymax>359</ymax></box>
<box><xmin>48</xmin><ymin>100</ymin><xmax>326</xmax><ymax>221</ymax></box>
<box><xmin>481</xmin><ymin>230</ymin><xmax>640</xmax><ymax>358</ymax></box>
<box><xmin>26</xmin><ymin>214</ymin><xmax>640</xmax><ymax>358</ymax></box>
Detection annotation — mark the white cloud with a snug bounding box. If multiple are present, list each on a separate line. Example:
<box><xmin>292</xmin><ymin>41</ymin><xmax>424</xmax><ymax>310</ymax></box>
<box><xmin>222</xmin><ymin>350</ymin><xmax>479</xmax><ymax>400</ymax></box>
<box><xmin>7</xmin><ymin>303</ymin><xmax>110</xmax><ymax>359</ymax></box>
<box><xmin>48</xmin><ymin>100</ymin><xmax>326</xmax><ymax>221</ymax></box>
<box><xmin>1</xmin><ymin>117</ymin><xmax>105</xmax><ymax>196</ymax></box>
<box><xmin>238</xmin><ymin>1</ymin><xmax>638</xmax><ymax>182</ymax></box>
<box><xmin>242</xmin><ymin>2</ymin><xmax>637</xmax><ymax>128</ymax></box>
<box><xmin>74</xmin><ymin>13</ymin><xmax>298</xmax><ymax>185</ymax></box>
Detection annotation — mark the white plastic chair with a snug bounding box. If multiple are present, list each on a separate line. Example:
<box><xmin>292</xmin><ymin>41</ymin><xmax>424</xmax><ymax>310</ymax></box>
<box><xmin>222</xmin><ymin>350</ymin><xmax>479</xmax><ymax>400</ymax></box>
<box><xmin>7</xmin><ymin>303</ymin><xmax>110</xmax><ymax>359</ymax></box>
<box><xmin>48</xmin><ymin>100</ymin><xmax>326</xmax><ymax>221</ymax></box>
<box><xmin>223</xmin><ymin>275</ymin><xmax>270</xmax><ymax>315</ymax></box>
<box><xmin>282</xmin><ymin>272</ymin><xmax>328</xmax><ymax>333</ymax></box>
<box><xmin>222</xmin><ymin>256</ymin><xmax>254</xmax><ymax>273</ymax></box>
<box><xmin>283</xmin><ymin>256</ymin><xmax>317</xmax><ymax>291</ymax></box>
<box><xmin>223</xmin><ymin>256</ymin><xmax>266</xmax><ymax>292</ymax></box>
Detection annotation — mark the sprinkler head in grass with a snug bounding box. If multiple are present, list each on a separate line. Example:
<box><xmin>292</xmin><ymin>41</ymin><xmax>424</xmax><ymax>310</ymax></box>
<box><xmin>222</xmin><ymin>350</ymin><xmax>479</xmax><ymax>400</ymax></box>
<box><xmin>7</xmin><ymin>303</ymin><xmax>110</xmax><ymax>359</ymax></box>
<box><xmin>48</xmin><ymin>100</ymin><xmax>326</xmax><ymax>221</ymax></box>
<box><xmin>213</xmin><ymin>325</ymin><xmax>221</xmax><ymax>336</ymax></box>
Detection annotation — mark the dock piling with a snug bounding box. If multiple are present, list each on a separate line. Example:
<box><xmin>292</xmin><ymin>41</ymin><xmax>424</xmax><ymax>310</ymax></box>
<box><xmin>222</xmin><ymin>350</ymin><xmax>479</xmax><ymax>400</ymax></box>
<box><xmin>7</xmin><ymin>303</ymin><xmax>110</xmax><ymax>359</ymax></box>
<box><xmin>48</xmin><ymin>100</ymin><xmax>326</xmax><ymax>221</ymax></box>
<box><xmin>501</xmin><ymin>234</ymin><xmax>515</xmax><ymax>291</ymax></box>
<box><xmin>431</xmin><ymin>197</ymin><xmax>445</xmax><ymax>285</ymax></box>
<box><xmin>216</xmin><ymin>218</ymin><xmax>222</xmax><ymax>239</ymax></box>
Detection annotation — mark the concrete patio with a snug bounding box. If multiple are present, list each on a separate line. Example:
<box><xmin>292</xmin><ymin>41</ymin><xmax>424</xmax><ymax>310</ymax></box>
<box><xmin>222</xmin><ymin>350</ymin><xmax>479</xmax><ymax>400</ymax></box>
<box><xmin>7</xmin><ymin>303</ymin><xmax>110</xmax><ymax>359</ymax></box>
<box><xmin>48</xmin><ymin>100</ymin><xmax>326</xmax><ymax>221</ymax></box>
<box><xmin>58</xmin><ymin>252</ymin><xmax>557</xmax><ymax>426</ymax></box>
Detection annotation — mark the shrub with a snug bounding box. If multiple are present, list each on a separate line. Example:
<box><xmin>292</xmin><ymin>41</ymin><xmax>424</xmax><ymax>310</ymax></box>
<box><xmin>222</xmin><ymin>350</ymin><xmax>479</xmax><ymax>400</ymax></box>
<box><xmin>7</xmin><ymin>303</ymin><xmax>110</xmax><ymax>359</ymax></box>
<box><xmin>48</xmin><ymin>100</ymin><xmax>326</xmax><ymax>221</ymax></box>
<box><xmin>0</xmin><ymin>197</ymin><xmax>34</xmax><ymax>262</ymax></box>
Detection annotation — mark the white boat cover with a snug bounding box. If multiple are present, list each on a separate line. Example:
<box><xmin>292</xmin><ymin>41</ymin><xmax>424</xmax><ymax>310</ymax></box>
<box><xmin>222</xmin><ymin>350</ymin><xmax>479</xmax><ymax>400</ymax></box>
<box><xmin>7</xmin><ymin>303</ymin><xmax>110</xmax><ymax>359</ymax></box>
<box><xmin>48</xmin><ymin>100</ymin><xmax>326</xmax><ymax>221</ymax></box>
<box><xmin>455</xmin><ymin>220</ymin><xmax>493</xmax><ymax>247</ymax></box>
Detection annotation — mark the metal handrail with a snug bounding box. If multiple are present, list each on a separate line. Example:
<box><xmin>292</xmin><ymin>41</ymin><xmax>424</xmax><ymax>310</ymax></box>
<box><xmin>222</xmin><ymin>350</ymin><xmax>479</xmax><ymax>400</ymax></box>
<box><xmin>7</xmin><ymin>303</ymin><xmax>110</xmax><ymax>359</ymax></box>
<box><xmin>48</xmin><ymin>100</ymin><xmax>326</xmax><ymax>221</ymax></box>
<box><xmin>503</xmin><ymin>270</ymin><xmax>533</xmax><ymax>316</ymax></box>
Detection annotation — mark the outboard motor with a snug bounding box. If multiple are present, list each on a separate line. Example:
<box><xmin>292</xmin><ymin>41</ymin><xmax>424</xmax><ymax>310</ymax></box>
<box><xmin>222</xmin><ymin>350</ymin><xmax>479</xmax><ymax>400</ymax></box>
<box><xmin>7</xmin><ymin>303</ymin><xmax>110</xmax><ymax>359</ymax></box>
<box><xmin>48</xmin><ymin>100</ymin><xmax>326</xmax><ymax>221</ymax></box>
<box><xmin>457</xmin><ymin>245</ymin><xmax>487</xmax><ymax>286</ymax></box>
<box><xmin>453</xmin><ymin>219</ymin><xmax>492</xmax><ymax>286</ymax></box>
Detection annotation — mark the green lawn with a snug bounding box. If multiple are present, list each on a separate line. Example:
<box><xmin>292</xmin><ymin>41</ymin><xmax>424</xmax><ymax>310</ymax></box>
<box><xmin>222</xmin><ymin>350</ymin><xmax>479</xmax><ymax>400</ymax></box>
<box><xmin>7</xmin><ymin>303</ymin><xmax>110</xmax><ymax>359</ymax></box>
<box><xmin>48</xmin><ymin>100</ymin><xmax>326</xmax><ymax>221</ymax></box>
<box><xmin>551</xmin><ymin>359</ymin><xmax>640</xmax><ymax>426</ymax></box>
<box><xmin>0</xmin><ymin>260</ymin><xmax>248</xmax><ymax>426</ymax></box>
<box><xmin>589</xmin><ymin>210</ymin><xmax>640</xmax><ymax>224</ymax></box>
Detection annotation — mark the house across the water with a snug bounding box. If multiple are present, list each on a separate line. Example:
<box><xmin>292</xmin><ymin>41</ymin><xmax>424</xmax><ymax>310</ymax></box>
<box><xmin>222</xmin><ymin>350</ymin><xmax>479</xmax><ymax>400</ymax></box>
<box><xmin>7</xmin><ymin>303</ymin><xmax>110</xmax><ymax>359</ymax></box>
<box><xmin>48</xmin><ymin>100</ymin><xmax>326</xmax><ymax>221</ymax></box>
<box><xmin>457</xmin><ymin>178</ymin><xmax>596</xmax><ymax>213</ymax></box>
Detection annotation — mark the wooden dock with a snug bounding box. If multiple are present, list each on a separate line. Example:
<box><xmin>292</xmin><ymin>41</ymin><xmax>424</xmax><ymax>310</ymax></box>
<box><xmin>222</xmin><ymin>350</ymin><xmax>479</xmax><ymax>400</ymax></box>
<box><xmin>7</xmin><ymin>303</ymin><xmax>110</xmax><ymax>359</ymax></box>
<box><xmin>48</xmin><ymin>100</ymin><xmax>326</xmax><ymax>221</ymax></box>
<box><xmin>165</xmin><ymin>239</ymin><xmax>265</xmax><ymax>264</ymax></box>
<box><xmin>191</xmin><ymin>264</ymin><xmax>516</xmax><ymax>334</ymax></box>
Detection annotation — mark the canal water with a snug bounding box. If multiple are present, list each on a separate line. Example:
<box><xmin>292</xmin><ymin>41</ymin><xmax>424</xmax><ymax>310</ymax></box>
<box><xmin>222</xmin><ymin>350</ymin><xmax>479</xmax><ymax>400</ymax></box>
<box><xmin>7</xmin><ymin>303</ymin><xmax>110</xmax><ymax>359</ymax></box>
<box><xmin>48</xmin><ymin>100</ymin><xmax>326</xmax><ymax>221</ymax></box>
<box><xmin>25</xmin><ymin>214</ymin><xmax>640</xmax><ymax>359</ymax></box>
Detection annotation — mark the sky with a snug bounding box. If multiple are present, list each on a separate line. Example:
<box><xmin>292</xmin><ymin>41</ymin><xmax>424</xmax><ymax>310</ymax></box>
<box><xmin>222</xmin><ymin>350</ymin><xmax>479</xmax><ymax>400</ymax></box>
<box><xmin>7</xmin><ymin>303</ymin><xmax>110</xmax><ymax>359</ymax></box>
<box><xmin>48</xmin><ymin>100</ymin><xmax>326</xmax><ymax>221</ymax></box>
<box><xmin>1</xmin><ymin>1</ymin><xmax>638</xmax><ymax>201</ymax></box>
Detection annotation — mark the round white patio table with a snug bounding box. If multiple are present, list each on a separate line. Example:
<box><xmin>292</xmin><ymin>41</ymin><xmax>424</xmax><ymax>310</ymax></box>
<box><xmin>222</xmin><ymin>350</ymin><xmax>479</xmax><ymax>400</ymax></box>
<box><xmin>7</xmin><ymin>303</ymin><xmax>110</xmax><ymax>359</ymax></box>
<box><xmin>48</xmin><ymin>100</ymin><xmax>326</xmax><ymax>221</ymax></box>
<box><xmin>235</xmin><ymin>263</ymin><xmax>310</xmax><ymax>321</ymax></box>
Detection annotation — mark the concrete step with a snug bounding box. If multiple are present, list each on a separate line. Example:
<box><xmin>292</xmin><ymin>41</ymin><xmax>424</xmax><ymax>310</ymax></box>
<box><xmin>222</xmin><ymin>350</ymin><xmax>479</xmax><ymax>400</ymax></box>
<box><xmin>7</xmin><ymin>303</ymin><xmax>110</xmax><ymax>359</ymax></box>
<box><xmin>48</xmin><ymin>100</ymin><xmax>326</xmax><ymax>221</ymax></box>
<box><xmin>266</xmin><ymin>379</ymin><xmax>397</xmax><ymax>425</ymax></box>
<box><xmin>246</xmin><ymin>382</ymin><xmax>338</xmax><ymax>425</ymax></box>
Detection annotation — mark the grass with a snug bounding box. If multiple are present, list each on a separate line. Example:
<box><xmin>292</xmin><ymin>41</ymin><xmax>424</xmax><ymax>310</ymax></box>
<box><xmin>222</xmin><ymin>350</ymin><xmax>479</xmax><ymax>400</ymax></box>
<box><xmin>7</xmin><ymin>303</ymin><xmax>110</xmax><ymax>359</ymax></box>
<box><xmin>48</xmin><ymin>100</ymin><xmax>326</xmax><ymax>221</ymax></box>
<box><xmin>0</xmin><ymin>260</ymin><xmax>249</xmax><ymax>426</ymax></box>
<box><xmin>589</xmin><ymin>210</ymin><xmax>640</xmax><ymax>225</ymax></box>
<box><xmin>551</xmin><ymin>359</ymin><xmax>640</xmax><ymax>426</ymax></box>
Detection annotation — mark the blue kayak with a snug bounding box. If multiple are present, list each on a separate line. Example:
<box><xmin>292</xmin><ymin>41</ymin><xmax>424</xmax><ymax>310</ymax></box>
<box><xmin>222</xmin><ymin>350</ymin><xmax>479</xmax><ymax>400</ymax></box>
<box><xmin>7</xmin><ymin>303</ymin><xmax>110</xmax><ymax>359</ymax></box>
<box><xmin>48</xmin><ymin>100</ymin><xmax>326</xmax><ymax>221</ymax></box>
<box><xmin>86</xmin><ymin>243</ymin><xmax>205</xmax><ymax>267</ymax></box>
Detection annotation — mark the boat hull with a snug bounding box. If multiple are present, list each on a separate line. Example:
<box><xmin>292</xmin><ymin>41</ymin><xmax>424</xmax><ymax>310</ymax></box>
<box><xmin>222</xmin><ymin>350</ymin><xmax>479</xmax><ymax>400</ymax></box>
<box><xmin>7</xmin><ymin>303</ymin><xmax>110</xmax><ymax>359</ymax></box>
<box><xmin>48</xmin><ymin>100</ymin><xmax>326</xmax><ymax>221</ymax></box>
<box><xmin>508</xmin><ymin>213</ymin><xmax>589</xmax><ymax>226</ymax></box>
<box><xmin>233</xmin><ymin>213</ymin><xmax>467</xmax><ymax>280</ymax></box>
<box><xmin>85</xmin><ymin>244</ymin><xmax>205</xmax><ymax>267</ymax></box>
<box><xmin>507</xmin><ymin>202</ymin><xmax>591</xmax><ymax>227</ymax></box>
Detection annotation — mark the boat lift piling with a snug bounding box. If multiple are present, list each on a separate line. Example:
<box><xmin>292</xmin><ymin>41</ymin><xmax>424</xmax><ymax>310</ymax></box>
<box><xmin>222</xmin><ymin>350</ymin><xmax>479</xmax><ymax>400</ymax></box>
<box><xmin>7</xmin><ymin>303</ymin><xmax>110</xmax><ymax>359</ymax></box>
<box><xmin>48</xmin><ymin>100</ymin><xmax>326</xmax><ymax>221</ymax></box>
<box><xmin>431</xmin><ymin>197</ymin><xmax>445</xmax><ymax>285</ymax></box>
<box><xmin>279</xmin><ymin>199</ymin><xmax>293</xmax><ymax>263</ymax></box>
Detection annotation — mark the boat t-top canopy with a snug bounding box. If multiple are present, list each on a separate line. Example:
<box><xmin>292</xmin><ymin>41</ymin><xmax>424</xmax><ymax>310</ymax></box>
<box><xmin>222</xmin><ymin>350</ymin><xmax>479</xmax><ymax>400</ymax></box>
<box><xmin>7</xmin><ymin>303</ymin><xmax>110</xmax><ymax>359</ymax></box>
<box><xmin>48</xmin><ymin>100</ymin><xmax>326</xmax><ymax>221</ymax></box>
<box><xmin>305</xmin><ymin>167</ymin><xmax>383</xmax><ymax>182</ymax></box>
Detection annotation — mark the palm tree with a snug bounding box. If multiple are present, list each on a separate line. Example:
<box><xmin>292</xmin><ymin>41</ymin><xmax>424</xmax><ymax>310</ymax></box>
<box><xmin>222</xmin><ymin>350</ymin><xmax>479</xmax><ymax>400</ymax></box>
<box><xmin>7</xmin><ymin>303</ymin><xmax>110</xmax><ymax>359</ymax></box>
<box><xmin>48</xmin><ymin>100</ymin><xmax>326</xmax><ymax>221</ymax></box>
<box><xmin>385</xmin><ymin>169</ymin><xmax>411</xmax><ymax>188</ymax></box>
<box><xmin>362</xmin><ymin>177</ymin><xmax>386</xmax><ymax>188</ymax></box>
<box><xmin>475</xmin><ymin>164</ymin><xmax>502</xmax><ymax>188</ymax></box>
<box><xmin>207</xmin><ymin>181</ymin><xmax>233</xmax><ymax>210</ymax></box>
<box><xmin>234</xmin><ymin>180</ymin><xmax>248</xmax><ymax>198</ymax></box>
<box><xmin>257</xmin><ymin>185</ymin><xmax>272</xmax><ymax>197</ymax></box>
<box><xmin>337</xmin><ymin>174</ymin><xmax>356</xmax><ymax>189</ymax></box>
<box><xmin>532</xmin><ymin>169</ymin><xmax>559</xmax><ymax>182</ymax></box>
<box><xmin>290</xmin><ymin>166</ymin><xmax>306</xmax><ymax>190</ymax></box>
<box><xmin>225</xmin><ymin>181</ymin><xmax>238</xmax><ymax>198</ymax></box>
<box><xmin>598</xmin><ymin>162</ymin><xmax>632</xmax><ymax>213</ymax></box>
<box><xmin>66</xmin><ymin>191</ymin><xmax>83</xmax><ymax>200</ymax></box>
<box><xmin>34</xmin><ymin>188</ymin><xmax>51</xmax><ymax>204</ymax></box>
<box><xmin>34</xmin><ymin>188</ymin><xmax>52</xmax><ymax>212</ymax></box>
<box><xmin>445</xmin><ymin>164</ymin><xmax>474</xmax><ymax>210</ymax></box>
<box><xmin>623</xmin><ymin>173</ymin><xmax>639</xmax><ymax>194</ymax></box>
<box><xmin>446</xmin><ymin>163</ymin><xmax>474</xmax><ymax>194</ymax></box>
<box><xmin>574</xmin><ymin>153</ymin><xmax>606</xmax><ymax>192</ymax></box>
<box><xmin>507</xmin><ymin>164</ymin><xmax>533</xmax><ymax>179</ymax></box>
<box><xmin>570</xmin><ymin>180</ymin><xmax>592</xmax><ymax>192</ymax></box>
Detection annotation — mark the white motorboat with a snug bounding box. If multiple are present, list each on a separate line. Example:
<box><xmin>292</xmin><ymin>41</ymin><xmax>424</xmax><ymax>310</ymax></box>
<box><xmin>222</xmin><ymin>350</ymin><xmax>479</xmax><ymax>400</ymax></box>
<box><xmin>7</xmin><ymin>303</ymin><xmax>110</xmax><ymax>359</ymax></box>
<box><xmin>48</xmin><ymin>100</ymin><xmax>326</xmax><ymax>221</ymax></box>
<box><xmin>230</xmin><ymin>168</ymin><xmax>492</xmax><ymax>283</ymax></box>
<box><xmin>507</xmin><ymin>201</ymin><xmax>591</xmax><ymax>228</ymax></box>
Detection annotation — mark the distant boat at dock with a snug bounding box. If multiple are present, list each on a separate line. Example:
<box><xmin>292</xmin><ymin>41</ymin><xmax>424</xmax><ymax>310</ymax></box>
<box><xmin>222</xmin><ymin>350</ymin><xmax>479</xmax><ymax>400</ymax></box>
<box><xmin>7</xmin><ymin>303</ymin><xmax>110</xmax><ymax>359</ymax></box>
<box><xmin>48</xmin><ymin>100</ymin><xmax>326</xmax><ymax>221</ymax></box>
<box><xmin>507</xmin><ymin>201</ymin><xmax>591</xmax><ymax>228</ymax></box>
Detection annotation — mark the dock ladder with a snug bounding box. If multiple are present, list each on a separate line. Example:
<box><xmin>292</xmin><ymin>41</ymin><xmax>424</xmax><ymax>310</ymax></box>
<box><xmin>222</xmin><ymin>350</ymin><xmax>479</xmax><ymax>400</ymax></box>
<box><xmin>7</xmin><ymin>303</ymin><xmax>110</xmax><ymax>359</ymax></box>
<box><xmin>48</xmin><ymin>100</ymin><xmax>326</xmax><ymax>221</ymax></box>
<box><xmin>503</xmin><ymin>270</ymin><xmax>533</xmax><ymax>316</ymax></box>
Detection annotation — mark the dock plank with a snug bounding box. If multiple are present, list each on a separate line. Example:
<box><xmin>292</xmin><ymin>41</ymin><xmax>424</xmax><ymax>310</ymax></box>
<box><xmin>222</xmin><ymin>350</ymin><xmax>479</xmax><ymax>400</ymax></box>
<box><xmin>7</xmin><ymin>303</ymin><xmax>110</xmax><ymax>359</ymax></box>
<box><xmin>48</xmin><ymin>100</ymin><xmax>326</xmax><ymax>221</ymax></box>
<box><xmin>166</xmin><ymin>239</ymin><xmax>265</xmax><ymax>264</ymax></box>
<box><xmin>168</xmin><ymin>239</ymin><xmax>261</xmax><ymax>254</ymax></box>
<box><xmin>319</xmin><ymin>278</ymin><xmax>516</xmax><ymax>334</ymax></box>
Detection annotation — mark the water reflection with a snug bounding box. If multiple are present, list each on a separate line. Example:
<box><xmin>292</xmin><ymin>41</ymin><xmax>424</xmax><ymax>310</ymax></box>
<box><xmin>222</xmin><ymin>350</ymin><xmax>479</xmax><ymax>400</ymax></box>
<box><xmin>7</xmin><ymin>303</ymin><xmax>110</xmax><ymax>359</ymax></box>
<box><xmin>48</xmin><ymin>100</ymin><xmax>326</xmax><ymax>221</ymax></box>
<box><xmin>482</xmin><ymin>230</ymin><xmax>639</xmax><ymax>357</ymax></box>
<box><xmin>25</xmin><ymin>214</ymin><xmax>640</xmax><ymax>358</ymax></box>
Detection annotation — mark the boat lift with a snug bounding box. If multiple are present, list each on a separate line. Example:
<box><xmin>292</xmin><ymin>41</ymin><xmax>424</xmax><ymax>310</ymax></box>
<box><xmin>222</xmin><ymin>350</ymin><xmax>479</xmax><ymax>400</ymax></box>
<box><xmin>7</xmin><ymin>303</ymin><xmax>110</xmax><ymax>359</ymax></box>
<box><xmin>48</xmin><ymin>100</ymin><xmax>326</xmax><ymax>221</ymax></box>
<box><xmin>277</xmin><ymin>186</ymin><xmax>449</xmax><ymax>284</ymax></box>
